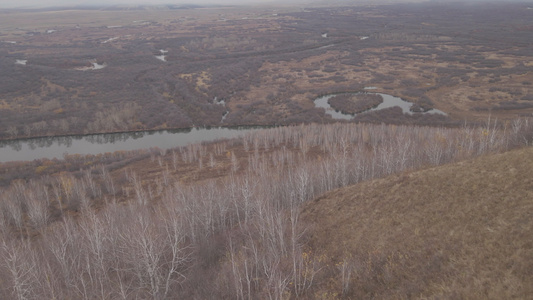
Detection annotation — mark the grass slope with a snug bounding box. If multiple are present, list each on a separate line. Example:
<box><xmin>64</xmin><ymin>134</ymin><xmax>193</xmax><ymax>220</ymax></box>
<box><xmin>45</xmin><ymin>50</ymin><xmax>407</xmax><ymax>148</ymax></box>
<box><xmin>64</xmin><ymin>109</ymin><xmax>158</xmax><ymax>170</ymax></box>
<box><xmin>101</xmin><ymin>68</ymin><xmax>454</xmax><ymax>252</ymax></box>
<box><xmin>302</xmin><ymin>147</ymin><xmax>533</xmax><ymax>299</ymax></box>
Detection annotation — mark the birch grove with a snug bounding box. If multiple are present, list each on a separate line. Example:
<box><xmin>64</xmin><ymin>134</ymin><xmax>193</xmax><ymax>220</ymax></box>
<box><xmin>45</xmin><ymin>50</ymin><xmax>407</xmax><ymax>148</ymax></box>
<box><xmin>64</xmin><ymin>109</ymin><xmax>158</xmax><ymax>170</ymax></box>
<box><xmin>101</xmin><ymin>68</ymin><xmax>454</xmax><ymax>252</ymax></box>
<box><xmin>0</xmin><ymin>119</ymin><xmax>531</xmax><ymax>299</ymax></box>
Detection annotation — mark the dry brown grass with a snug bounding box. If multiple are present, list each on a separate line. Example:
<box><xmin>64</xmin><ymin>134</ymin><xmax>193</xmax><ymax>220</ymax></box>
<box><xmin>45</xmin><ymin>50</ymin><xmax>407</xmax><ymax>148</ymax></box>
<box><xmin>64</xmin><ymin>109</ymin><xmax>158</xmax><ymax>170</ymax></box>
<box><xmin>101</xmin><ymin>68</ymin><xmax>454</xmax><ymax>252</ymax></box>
<box><xmin>301</xmin><ymin>146</ymin><xmax>533</xmax><ymax>299</ymax></box>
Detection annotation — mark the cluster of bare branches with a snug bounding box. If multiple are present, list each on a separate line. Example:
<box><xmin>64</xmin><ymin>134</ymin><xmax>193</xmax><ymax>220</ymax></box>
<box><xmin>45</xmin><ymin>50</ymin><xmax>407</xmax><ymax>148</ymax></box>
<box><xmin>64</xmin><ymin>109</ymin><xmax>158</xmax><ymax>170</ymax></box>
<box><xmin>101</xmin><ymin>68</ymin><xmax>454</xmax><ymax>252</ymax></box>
<box><xmin>0</xmin><ymin>118</ymin><xmax>531</xmax><ymax>299</ymax></box>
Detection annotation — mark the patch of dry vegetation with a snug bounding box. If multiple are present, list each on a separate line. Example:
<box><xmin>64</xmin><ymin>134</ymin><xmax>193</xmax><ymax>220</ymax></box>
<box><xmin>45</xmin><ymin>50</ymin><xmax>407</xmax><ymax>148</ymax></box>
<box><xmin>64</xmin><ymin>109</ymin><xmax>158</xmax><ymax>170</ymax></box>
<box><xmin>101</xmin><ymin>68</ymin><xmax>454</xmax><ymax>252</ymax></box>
<box><xmin>1</xmin><ymin>2</ymin><xmax>532</xmax><ymax>139</ymax></box>
<box><xmin>0</xmin><ymin>118</ymin><xmax>532</xmax><ymax>298</ymax></box>
<box><xmin>328</xmin><ymin>93</ymin><xmax>383</xmax><ymax>115</ymax></box>
<box><xmin>302</xmin><ymin>146</ymin><xmax>533</xmax><ymax>299</ymax></box>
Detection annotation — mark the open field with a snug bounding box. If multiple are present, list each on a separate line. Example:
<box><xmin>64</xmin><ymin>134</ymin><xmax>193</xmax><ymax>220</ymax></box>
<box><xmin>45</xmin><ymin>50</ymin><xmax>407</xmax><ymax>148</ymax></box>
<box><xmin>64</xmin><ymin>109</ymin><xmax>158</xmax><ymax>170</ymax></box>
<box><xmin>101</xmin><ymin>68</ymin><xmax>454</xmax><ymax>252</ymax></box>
<box><xmin>1</xmin><ymin>2</ymin><xmax>532</xmax><ymax>140</ymax></box>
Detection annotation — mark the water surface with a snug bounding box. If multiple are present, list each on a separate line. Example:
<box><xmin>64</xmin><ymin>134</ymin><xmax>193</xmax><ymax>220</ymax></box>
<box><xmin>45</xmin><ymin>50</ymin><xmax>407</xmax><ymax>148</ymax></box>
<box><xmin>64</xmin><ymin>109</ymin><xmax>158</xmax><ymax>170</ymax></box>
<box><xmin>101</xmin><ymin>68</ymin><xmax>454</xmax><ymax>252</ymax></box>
<box><xmin>0</xmin><ymin>127</ymin><xmax>257</xmax><ymax>163</ymax></box>
<box><xmin>314</xmin><ymin>91</ymin><xmax>446</xmax><ymax>120</ymax></box>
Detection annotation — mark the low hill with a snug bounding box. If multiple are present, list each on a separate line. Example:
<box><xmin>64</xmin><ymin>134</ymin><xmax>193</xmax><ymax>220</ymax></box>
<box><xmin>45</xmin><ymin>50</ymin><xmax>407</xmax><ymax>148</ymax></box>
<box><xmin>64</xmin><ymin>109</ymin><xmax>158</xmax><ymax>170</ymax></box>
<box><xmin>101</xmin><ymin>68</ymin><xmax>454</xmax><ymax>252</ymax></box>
<box><xmin>302</xmin><ymin>146</ymin><xmax>533</xmax><ymax>299</ymax></box>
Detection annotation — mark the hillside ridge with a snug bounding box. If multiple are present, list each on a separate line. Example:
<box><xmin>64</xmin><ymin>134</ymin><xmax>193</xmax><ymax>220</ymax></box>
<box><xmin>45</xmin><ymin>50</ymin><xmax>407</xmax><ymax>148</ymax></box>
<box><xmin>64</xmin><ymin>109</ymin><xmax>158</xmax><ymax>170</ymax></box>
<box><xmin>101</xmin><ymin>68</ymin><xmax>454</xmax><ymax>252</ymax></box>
<box><xmin>302</xmin><ymin>146</ymin><xmax>533</xmax><ymax>298</ymax></box>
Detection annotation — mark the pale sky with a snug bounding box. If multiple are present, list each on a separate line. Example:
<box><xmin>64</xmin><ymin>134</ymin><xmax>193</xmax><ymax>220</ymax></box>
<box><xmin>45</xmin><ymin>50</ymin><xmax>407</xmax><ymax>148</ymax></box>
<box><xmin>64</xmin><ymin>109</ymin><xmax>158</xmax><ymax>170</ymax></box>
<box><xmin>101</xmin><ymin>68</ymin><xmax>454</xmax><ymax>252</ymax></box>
<box><xmin>0</xmin><ymin>0</ymin><xmax>282</xmax><ymax>9</ymax></box>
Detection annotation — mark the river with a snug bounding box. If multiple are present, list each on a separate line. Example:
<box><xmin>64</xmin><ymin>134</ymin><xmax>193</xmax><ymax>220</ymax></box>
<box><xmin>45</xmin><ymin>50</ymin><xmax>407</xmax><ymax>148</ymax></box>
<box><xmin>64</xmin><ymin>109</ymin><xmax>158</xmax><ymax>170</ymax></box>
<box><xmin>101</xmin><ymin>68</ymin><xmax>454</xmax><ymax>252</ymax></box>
<box><xmin>1</xmin><ymin>92</ymin><xmax>446</xmax><ymax>163</ymax></box>
<box><xmin>0</xmin><ymin>127</ymin><xmax>258</xmax><ymax>163</ymax></box>
<box><xmin>314</xmin><ymin>92</ymin><xmax>446</xmax><ymax>120</ymax></box>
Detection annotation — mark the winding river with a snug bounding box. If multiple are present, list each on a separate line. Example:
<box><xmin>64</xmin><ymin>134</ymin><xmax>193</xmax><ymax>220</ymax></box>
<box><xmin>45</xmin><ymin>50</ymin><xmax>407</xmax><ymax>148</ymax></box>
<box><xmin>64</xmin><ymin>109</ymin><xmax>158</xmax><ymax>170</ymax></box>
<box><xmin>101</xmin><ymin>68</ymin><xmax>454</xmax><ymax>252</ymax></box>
<box><xmin>1</xmin><ymin>92</ymin><xmax>446</xmax><ymax>163</ymax></box>
<box><xmin>314</xmin><ymin>92</ymin><xmax>446</xmax><ymax>120</ymax></box>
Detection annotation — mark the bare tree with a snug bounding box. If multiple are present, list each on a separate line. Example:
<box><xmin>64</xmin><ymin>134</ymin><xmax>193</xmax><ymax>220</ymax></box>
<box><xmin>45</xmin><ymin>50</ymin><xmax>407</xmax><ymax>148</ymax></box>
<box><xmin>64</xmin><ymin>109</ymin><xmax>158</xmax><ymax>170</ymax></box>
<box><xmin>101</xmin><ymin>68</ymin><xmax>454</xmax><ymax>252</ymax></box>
<box><xmin>1</xmin><ymin>240</ymin><xmax>37</xmax><ymax>300</ymax></box>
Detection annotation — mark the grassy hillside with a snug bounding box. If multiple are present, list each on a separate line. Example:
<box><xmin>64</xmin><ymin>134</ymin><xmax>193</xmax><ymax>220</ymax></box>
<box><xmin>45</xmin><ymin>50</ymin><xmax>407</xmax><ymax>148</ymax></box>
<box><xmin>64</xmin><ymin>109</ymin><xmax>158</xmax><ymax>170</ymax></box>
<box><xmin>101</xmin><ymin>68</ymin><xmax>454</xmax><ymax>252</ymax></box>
<box><xmin>302</xmin><ymin>146</ymin><xmax>533</xmax><ymax>299</ymax></box>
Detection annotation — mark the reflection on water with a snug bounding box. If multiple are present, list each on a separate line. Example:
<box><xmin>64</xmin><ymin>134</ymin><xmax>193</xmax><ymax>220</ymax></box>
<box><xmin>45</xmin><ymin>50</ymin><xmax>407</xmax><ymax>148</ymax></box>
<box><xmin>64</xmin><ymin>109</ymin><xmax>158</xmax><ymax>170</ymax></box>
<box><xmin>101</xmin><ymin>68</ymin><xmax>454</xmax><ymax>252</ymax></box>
<box><xmin>0</xmin><ymin>127</ymin><xmax>258</xmax><ymax>163</ymax></box>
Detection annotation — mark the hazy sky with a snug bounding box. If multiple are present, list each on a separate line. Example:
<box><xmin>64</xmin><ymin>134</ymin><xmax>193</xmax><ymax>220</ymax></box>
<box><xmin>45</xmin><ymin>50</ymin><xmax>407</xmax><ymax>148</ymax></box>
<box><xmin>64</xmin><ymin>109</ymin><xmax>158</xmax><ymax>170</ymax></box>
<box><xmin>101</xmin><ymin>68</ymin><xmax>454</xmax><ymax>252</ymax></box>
<box><xmin>0</xmin><ymin>0</ymin><xmax>279</xmax><ymax>9</ymax></box>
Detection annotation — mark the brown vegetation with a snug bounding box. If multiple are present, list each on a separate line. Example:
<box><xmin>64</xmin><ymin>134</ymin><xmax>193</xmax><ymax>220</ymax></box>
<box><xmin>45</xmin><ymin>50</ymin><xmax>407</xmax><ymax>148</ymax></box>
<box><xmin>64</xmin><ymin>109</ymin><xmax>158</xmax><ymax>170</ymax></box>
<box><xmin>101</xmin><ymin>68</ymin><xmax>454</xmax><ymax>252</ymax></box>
<box><xmin>1</xmin><ymin>2</ymin><xmax>532</xmax><ymax>140</ymax></box>
<box><xmin>0</xmin><ymin>118</ymin><xmax>532</xmax><ymax>298</ymax></box>
<box><xmin>1</xmin><ymin>1</ymin><xmax>533</xmax><ymax>298</ymax></box>
<box><xmin>302</xmin><ymin>145</ymin><xmax>533</xmax><ymax>298</ymax></box>
<box><xmin>328</xmin><ymin>93</ymin><xmax>383</xmax><ymax>115</ymax></box>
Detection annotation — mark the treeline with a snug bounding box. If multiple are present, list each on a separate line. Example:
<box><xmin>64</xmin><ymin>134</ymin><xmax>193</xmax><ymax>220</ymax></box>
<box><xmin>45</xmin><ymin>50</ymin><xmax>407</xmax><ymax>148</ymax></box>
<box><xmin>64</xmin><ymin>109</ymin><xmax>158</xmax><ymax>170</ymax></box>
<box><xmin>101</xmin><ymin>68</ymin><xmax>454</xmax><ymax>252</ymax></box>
<box><xmin>0</xmin><ymin>118</ymin><xmax>532</xmax><ymax>299</ymax></box>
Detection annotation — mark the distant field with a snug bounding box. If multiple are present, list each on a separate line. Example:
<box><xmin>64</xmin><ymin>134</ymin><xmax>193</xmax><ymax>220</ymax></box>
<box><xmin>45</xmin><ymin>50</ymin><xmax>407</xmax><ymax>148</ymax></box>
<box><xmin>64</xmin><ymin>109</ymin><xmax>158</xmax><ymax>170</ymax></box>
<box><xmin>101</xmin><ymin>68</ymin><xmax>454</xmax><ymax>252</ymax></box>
<box><xmin>1</xmin><ymin>2</ymin><xmax>532</xmax><ymax>141</ymax></box>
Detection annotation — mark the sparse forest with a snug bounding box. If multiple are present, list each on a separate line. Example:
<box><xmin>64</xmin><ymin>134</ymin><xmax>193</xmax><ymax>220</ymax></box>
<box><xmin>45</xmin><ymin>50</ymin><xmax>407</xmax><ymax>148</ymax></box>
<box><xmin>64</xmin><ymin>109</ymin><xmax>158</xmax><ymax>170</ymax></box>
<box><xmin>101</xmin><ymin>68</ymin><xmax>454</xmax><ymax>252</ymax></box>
<box><xmin>0</xmin><ymin>117</ymin><xmax>532</xmax><ymax>299</ymax></box>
